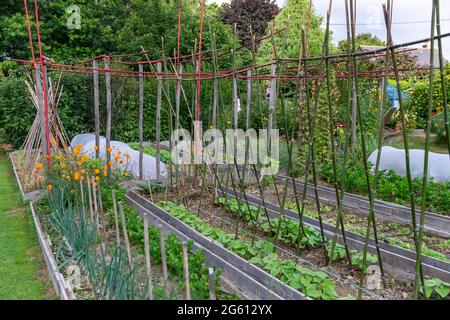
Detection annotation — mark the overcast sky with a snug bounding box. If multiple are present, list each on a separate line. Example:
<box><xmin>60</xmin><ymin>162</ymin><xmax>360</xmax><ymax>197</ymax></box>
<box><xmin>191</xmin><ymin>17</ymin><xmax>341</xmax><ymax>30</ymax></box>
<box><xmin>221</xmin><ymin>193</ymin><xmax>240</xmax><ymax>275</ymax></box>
<box><xmin>209</xmin><ymin>0</ymin><xmax>450</xmax><ymax>59</ymax></box>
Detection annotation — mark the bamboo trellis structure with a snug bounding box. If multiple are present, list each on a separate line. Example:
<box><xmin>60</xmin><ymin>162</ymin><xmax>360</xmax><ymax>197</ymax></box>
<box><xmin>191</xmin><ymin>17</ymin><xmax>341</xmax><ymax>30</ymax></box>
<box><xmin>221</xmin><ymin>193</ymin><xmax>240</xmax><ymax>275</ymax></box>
<box><xmin>17</xmin><ymin>0</ymin><xmax>450</xmax><ymax>299</ymax></box>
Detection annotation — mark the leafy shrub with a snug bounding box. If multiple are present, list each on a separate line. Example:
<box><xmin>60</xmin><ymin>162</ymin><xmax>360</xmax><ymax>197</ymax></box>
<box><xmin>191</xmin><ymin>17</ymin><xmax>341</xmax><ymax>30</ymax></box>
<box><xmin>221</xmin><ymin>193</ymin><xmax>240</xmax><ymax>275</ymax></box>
<box><xmin>408</xmin><ymin>71</ymin><xmax>450</xmax><ymax>128</ymax></box>
<box><xmin>432</xmin><ymin>111</ymin><xmax>449</xmax><ymax>144</ymax></box>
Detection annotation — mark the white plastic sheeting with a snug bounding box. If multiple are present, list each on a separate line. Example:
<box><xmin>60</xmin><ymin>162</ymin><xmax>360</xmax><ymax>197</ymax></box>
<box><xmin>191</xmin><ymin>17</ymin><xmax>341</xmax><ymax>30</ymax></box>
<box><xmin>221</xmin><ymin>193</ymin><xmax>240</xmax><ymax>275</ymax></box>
<box><xmin>70</xmin><ymin>133</ymin><xmax>167</xmax><ymax>179</ymax></box>
<box><xmin>368</xmin><ymin>146</ymin><xmax>450</xmax><ymax>182</ymax></box>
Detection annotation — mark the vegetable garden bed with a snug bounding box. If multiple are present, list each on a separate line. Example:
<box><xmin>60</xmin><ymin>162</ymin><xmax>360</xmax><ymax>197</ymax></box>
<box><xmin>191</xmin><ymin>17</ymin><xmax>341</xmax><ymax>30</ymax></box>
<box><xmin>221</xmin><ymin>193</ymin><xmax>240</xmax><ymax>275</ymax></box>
<box><xmin>131</xmin><ymin>184</ymin><xmax>424</xmax><ymax>300</ymax></box>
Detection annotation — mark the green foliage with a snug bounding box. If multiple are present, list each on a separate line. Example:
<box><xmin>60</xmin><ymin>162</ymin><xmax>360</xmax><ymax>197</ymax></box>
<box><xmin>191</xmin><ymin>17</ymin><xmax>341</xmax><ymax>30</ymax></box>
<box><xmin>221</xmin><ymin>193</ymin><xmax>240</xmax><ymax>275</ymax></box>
<box><xmin>0</xmin><ymin>149</ymin><xmax>51</xmax><ymax>299</ymax></box>
<box><xmin>100</xmin><ymin>186</ymin><xmax>224</xmax><ymax>300</ymax></box>
<box><xmin>420</xmin><ymin>278</ymin><xmax>450</xmax><ymax>299</ymax></box>
<box><xmin>337</xmin><ymin>33</ymin><xmax>385</xmax><ymax>53</ymax></box>
<box><xmin>159</xmin><ymin>200</ymin><xmax>339</xmax><ymax>299</ymax></box>
<box><xmin>408</xmin><ymin>70</ymin><xmax>450</xmax><ymax>128</ymax></box>
<box><xmin>432</xmin><ymin>111</ymin><xmax>449</xmax><ymax>144</ymax></box>
<box><xmin>257</xmin><ymin>0</ymin><xmax>325</xmax><ymax>62</ymax></box>
<box><xmin>386</xmin><ymin>237</ymin><xmax>450</xmax><ymax>263</ymax></box>
<box><xmin>139</xmin><ymin>181</ymin><xmax>166</xmax><ymax>195</ymax></box>
<box><xmin>326</xmin><ymin>241</ymin><xmax>378</xmax><ymax>272</ymax></box>
<box><xmin>129</xmin><ymin>143</ymin><xmax>172</xmax><ymax>163</ymax></box>
<box><xmin>215</xmin><ymin>197</ymin><xmax>322</xmax><ymax>249</ymax></box>
<box><xmin>320</xmin><ymin>162</ymin><xmax>450</xmax><ymax>215</ymax></box>
<box><xmin>0</xmin><ymin>0</ymin><xmax>241</xmax><ymax>148</ymax></box>
<box><xmin>0</xmin><ymin>73</ymin><xmax>36</xmax><ymax>148</ymax></box>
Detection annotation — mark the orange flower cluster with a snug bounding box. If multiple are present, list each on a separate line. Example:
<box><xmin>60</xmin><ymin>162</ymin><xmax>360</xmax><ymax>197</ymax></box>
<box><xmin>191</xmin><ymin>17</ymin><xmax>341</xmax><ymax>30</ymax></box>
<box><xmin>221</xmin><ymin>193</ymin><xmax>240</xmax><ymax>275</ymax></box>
<box><xmin>44</xmin><ymin>142</ymin><xmax>133</xmax><ymax>190</ymax></box>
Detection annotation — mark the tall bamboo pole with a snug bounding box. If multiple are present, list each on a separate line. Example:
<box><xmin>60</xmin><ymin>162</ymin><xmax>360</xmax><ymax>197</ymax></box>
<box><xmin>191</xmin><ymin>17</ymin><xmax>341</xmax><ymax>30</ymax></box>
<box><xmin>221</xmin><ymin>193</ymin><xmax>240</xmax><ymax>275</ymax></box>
<box><xmin>93</xmin><ymin>59</ymin><xmax>100</xmax><ymax>159</ymax></box>
<box><xmin>143</xmin><ymin>216</ymin><xmax>154</xmax><ymax>300</ymax></box>
<box><xmin>35</xmin><ymin>64</ymin><xmax>47</xmax><ymax>157</ymax></box>
<box><xmin>156</xmin><ymin>62</ymin><xmax>162</xmax><ymax>179</ymax></box>
<box><xmin>382</xmin><ymin>1</ymin><xmax>425</xmax><ymax>294</ymax></box>
<box><xmin>105</xmin><ymin>58</ymin><xmax>112</xmax><ymax>178</ymax></box>
<box><xmin>435</xmin><ymin>0</ymin><xmax>450</xmax><ymax>157</ymax></box>
<box><xmin>139</xmin><ymin>63</ymin><xmax>144</xmax><ymax>180</ymax></box>
<box><xmin>349</xmin><ymin>0</ymin><xmax>382</xmax><ymax>298</ymax></box>
<box><xmin>415</xmin><ymin>0</ymin><xmax>437</xmax><ymax>299</ymax></box>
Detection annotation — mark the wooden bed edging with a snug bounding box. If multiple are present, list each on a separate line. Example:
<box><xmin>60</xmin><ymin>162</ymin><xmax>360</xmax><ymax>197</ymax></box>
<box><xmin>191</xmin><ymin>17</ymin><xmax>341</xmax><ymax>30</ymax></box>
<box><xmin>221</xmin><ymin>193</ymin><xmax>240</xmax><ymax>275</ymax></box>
<box><xmin>277</xmin><ymin>176</ymin><xmax>450</xmax><ymax>238</ymax></box>
<box><xmin>221</xmin><ymin>187</ymin><xmax>450</xmax><ymax>283</ymax></box>
<box><xmin>29</xmin><ymin>202</ymin><xmax>76</xmax><ymax>300</ymax></box>
<box><xmin>126</xmin><ymin>190</ymin><xmax>309</xmax><ymax>300</ymax></box>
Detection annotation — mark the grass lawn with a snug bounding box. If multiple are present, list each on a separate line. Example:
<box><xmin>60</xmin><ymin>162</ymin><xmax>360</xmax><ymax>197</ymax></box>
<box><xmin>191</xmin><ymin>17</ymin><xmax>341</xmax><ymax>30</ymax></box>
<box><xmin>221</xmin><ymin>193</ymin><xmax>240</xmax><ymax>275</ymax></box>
<box><xmin>0</xmin><ymin>148</ymin><xmax>54</xmax><ymax>300</ymax></box>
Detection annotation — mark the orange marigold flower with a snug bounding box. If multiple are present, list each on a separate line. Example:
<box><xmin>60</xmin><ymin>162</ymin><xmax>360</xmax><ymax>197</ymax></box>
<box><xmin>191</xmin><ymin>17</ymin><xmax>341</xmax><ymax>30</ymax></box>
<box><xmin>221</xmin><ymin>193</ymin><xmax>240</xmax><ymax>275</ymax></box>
<box><xmin>114</xmin><ymin>155</ymin><xmax>120</xmax><ymax>161</ymax></box>
<box><xmin>94</xmin><ymin>169</ymin><xmax>100</xmax><ymax>174</ymax></box>
<box><xmin>94</xmin><ymin>145</ymin><xmax>99</xmax><ymax>151</ymax></box>
<box><xmin>51</xmin><ymin>138</ymin><xmax>56</xmax><ymax>145</ymax></box>
<box><xmin>81</xmin><ymin>176</ymin><xmax>85</xmax><ymax>181</ymax></box>
<box><xmin>125</xmin><ymin>153</ymin><xmax>130</xmax><ymax>159</ymax></box>
<box><xmin>60</xmin><ymin>163</ymin><xmax>66</xmax><ymax>169</ymax></box>
<box><xmin>118</xmin><ymin>151</ymin><xmax>122</xmax><ymax>155</ymax></box>
<box><xmin>103</xmin><ymin>165</ymin><xmax>108</xmax><ymax>170</ymax></box>
<box><xmin>95</xmin><ymin>176</ymin><xmax>100</xmax><ymax>181</ymax></box>
<box><xmin>36</xmin><ymin>162</ymin><xmax>44</xmax><ymax>170</ymax></box>
<box><xmin>77</xmin><ymin>161</ymin><xmax>82</xmax><ymax>166</ymax></box>
<box><xmin>45</xmin><ymin>155</ymin><xmax>51</xmax><ymax>160</ymax></box>
<box><xmin>74</xmin><ymin>172</ymin><xmax>80</xmax><ymax>181</ymax></box>
<box><xmin>106</xmin><ymin>147</ymin><xmax>113</xmax><ymax>153</ymax></box>
<box><xmin>47</xmin><ymin>184</ymin><xmax>53</xmax><ymax>191</ymax></box>
<box><xmin>108</xmin><ymin>161</ymin><xmax>113</xmax><ymax>166</ymax></box>
<box><xmin>103</xmin><ymin>171</ymin><xmax>108</xmax><ymax>177</ymax></box>
<box><xmin>123</xmin><ymin>171</ymin><xmax>129</xmax><ymax>177</ymax></box>
<box><xmin>65</xmin><ymin>176</ymin><xmax>70</xmax><ymax>180</ymax></box>
<box><xmin>81</xmin><ymin>169</ymin><xmax>86</xmax><ymax>174</ymax></box>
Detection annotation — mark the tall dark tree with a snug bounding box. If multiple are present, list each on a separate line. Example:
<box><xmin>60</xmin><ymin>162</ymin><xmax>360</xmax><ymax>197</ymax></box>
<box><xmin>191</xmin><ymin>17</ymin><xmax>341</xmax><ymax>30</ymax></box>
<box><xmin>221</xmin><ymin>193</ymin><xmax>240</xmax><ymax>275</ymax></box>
<box><xmin>220</xmin><ymin>0</ymin><xmax>279</xmax><ymax>46</ymax></box>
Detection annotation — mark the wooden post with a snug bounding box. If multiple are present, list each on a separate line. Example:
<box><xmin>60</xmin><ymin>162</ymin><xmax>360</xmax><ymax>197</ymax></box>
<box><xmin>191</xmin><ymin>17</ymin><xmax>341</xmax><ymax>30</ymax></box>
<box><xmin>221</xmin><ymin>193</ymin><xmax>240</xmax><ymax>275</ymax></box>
<box><xmin>212</xmin><ymin>73</ymin><xmax>218</xmax><ymax>129</ymax></box>
<box><xmin>111</xmin><ymin>190</ymin><xmax>120</xmax><ymax>245</ymax></box>
<box><xmin>139</xmin><ymin>63</ymin><xmax>144</xmax><ymax>180</ymax></box>
<box><xmin>182</xmin><ymin>241</ymin><xmax>191</xmax><ymax>300</ymax></box>
<box><xmin>105</xmin><ymin>58</ymin><xmax>112</xmax><ymax>177</ymax></box>
<box><xmin>233</xmin><ymin>76</ymin><xmax>239</xmax><ymax>159</ymax></box>
<box><xmin>86</xmin><ymin>177</ymin><xmax>94</xmax><ymax>223</ymax></box>
<box><xmin>79</xmin><ymin>178</ymin><xmax>85</xmax><ymax>216</ymax></box>
<box><xmin>118</xmin><ymin>201</ymin><xmax>132</xmax><ymax>267</ymax></box>
<box><xmin>156</xmin><ymin>62</ymin><xmax>162</xmax><ymax>179</ymax></box>
<box><xmin>268</xmin><ymin>62</ymin><xmax>277</xmax><ymax>153</ymax></box>
<box><xmin>158</xmin><ymin>225</ymin><xmax>169</xmax><ymax>298</ymax></box>
<box><xmin>351</xmin><ymin>81</ymin><xmax>357</xmax><ymax>149</ymax></box>
<box><xmin>97</xmin><ymin>181</ymin><xmax>109</xmax><ymax>258</ymax></box>
<box><xmin>245</xmin><ymin>69</ymin><xmax>252</xmax><ymax>168</ymax></box>
<box><xmin>97</xmin><ymin>181</ymin><xmax>104</xmax><ymax>228</ymax></box>
<box><xmin>208</xmin><ymin>267</ymin><xmax>216</xmax><ymax>300</ymax></box>
<box><xmin>175</xmin><ymin>64</ymin><xmax>182</xmax><ymax>130</ymax></box>
<box><xmin>35</xmin><ymin>64</ymin><xmax>47</xmax><ymax>156</ymax></box>
<box><xmin>143</xmin><ymin>215</ymin><xmax>154</xmax><ymax>300</ymax></box>
<box><xmin>93</xmin><ymin>59</ymin><xmax>100</xmax><ymax>158</ymax></box>
<box><xmin>91</xmin><ymin>176</ymin><xmax>98</xmax><ymax>230</ymax></box>
<box><xmin>246</xmin><ymin>70</ymin><xmax>252</xmax><ymax>131</ymax></box>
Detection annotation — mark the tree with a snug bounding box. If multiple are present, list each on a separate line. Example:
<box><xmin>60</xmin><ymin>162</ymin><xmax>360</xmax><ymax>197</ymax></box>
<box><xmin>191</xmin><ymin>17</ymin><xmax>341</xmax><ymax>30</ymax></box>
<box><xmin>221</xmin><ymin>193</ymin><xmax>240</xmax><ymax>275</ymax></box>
<box><xmin>337</xmin><ymin>33</ymin><xmax>385</xmax><ymax>53</ymax></box>
<box><xmin>220</xmin><ymin>0</ymin><xmax>279</xmax><ymax>47</ymax></box>
<box><xmin>257</xmin><ymin>0</ymin><xmax>325</xmax><ymax>62</ymax></box>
